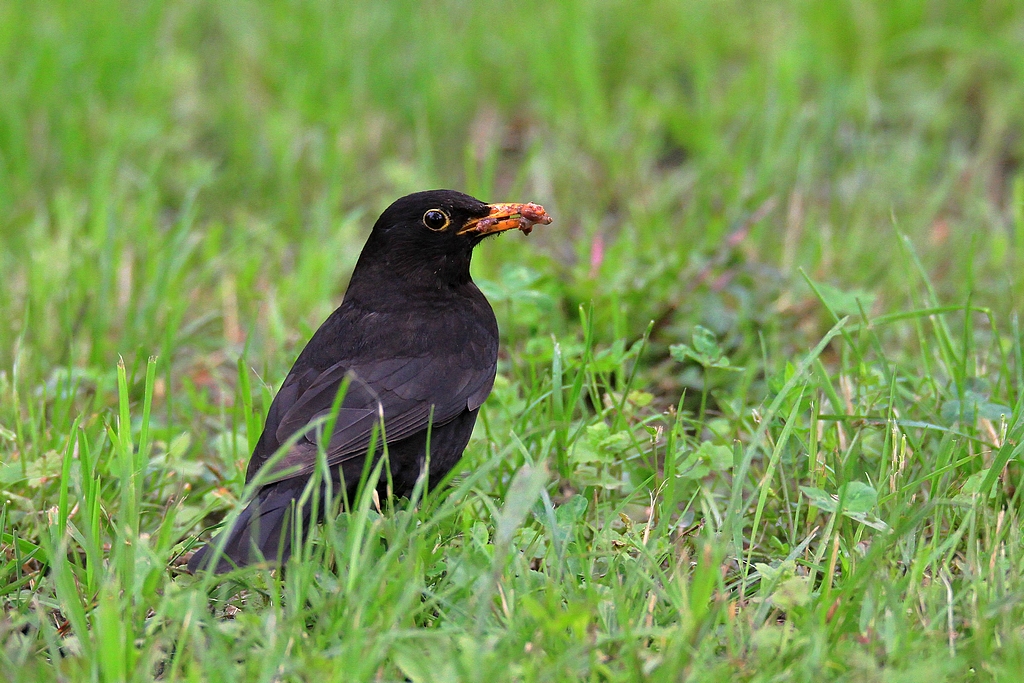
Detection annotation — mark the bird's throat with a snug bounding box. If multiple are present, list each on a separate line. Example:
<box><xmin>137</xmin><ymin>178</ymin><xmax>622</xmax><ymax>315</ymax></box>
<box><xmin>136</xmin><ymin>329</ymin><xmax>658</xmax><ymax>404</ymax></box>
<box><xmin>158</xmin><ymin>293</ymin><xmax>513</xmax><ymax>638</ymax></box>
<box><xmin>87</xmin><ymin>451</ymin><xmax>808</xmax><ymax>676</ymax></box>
<box><xmin>350</xmin><ymin>240</ymin><xmax>476</xmax><ymax>297</ymax></box>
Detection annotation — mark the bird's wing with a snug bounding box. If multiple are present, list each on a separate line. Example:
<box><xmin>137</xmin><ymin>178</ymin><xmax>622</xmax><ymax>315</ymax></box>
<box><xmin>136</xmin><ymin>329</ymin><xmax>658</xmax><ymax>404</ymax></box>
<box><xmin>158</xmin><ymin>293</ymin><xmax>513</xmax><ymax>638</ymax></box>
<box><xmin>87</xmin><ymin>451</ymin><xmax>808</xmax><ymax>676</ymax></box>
<box><xmin>248</xmin><ymin>351</ymin><xmax>494</xmax><ymax>484</ymax></box>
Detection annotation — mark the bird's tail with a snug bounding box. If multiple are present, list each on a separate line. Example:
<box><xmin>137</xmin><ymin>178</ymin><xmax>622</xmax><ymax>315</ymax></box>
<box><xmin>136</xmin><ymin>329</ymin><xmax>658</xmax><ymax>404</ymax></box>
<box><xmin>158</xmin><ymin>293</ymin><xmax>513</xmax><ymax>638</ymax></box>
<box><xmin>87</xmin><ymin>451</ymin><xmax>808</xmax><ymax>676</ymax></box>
<box><xmin>187</xmin><ymin>480</ymin><xmax>311</xmax><ymax>574</ymax></box>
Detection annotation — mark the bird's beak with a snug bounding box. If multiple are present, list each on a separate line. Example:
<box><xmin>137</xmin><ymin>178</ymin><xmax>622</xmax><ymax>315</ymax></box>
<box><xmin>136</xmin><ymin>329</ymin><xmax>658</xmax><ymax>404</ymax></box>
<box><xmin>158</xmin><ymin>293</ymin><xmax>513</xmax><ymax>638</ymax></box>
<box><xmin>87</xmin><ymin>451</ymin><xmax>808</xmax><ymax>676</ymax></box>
<box><xmin>457</xmin><ymin>202</ymin><xmax>553</xmax><ymax>237</ymax></box>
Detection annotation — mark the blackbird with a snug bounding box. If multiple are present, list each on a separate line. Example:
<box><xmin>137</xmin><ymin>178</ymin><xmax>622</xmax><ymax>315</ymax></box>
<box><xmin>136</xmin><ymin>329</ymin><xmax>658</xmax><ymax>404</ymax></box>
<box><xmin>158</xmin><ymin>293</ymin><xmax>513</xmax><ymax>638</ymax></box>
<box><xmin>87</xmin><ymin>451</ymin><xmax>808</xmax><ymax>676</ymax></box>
<box><xmin>187</xmin><ymin>190</ymin><xmax>553</xmax><ymax>573</ymax></box>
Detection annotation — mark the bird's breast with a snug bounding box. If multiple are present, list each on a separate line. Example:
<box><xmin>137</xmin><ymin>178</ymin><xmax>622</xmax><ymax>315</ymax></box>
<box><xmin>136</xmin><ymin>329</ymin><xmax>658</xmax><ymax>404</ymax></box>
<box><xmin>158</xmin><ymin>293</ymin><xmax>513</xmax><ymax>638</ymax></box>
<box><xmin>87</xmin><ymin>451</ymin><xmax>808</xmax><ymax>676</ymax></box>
<box><xmin>346</xmin><ymin>285</ymin><xmax>497</xmax><ymax>360</ymax></box>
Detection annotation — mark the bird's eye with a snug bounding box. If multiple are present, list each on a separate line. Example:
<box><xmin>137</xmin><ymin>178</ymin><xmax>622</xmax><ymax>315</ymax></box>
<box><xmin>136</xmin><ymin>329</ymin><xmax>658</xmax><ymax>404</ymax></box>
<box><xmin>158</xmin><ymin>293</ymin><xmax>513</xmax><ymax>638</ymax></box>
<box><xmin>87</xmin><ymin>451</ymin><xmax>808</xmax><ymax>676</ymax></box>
<box><xmin>422</xmin><ymin>209</ymin><xmax>450</xmax><ymax>231</ymax></box>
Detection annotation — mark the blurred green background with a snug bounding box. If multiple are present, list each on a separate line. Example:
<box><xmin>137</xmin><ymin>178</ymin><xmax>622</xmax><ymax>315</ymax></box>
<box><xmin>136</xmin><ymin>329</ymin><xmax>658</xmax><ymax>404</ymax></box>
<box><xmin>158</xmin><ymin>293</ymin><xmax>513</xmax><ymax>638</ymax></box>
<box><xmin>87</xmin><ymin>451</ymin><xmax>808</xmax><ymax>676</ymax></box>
<box><xmin>4</xmin><ymin>0</ymin><xmax>1023</xmax><ymax>373</ymax></box>
<box><xmin>3</xmin><ymin>0</ymin><xmax>1024</xmax><ymax>680</ymax></box>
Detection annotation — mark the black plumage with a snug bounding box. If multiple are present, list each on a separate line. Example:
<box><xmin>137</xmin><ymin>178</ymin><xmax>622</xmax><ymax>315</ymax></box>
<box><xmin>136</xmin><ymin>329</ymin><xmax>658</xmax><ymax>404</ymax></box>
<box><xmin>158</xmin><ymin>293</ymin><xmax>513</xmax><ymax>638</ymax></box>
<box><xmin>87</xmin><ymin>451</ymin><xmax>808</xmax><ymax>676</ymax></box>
<box><xmin>187</xmin><ymin>190</ymin><xmax>552</xmax><ymax>573</ymax></box>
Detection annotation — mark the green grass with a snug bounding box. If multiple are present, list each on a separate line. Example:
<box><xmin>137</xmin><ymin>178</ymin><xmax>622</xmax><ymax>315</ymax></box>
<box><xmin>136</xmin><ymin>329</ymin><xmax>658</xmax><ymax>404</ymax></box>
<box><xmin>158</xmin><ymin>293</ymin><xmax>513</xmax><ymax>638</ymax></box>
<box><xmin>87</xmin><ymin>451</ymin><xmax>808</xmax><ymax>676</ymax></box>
<box><xmin>3</xmin><ymin>0</ymin><xmax>1024</xmax><ymax>680</ymax></box>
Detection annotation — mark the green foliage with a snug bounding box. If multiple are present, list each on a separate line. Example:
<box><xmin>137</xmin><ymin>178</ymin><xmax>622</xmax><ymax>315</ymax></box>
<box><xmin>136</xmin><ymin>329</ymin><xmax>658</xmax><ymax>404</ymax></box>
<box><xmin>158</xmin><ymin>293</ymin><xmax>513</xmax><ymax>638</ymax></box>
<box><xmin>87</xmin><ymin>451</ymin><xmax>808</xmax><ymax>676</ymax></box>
<box><xmin>4</xmin><ymin>0</ymin><xmax>1024</xmax><ymax>680</ymax></box>
<box><xmin>670</xmin><ymin>326</ymin><xmax>741</xmax><ymax>371</ymax></box>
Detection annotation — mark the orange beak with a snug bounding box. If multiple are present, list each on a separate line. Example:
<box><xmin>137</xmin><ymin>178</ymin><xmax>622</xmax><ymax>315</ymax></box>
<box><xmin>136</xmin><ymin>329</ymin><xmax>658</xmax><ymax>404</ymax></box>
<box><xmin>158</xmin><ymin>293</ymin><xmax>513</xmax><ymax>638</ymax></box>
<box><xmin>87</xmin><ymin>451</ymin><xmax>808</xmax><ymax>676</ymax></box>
<box><xmin>457</xmin><ymin>202</ymin><xmax>554</xmax><ymax>237</ymax></box>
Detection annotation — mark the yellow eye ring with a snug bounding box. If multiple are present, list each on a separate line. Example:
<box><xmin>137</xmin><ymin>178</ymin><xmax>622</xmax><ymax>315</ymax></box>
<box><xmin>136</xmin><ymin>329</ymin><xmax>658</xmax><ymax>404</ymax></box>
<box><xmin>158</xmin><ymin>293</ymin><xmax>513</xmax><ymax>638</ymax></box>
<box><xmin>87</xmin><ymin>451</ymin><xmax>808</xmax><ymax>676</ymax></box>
<box><xmin>422</xmin><ymin>209</ymin><xmax>450</xmax><ymax>231</ymax></box>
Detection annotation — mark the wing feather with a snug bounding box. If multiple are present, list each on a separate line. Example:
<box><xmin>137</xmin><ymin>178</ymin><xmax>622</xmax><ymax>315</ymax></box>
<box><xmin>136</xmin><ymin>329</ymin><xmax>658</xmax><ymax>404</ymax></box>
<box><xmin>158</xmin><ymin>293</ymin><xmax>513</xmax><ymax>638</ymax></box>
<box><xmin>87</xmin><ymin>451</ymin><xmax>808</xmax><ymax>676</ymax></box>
<box><xmin>254</xmin><ymin>352</ymin><xmax>493</xmax><ymax>483</ymax></box>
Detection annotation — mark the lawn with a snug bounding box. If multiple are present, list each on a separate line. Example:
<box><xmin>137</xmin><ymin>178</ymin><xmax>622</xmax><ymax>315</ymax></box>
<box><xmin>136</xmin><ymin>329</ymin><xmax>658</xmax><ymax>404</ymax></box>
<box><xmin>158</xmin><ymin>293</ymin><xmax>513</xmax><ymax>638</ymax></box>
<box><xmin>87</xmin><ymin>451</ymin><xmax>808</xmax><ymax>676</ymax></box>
<box><xmin>3</xmin><ymin>0</ymin><xmax>1024</xmax><ymax>680</ymax></box>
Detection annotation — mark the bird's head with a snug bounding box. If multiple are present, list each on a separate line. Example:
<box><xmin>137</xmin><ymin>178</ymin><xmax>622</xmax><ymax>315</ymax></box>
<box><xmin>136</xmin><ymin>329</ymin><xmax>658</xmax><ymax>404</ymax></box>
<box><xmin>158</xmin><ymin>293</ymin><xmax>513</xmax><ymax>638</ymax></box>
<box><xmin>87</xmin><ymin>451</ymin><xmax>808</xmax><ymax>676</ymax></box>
<box><xmin>355</xmin><ymin>189</ymin><xmax>553</xmax><ymax>288</ymax></box>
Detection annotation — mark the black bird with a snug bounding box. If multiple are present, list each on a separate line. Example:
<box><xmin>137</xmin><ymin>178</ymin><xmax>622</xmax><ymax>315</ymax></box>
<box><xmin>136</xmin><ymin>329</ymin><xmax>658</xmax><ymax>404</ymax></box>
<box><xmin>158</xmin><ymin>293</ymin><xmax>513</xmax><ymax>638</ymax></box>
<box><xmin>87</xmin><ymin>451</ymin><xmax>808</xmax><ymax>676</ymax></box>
<box><xmin>187</xmin><ymin>190</ymin><xmax>553</xmax><ymax>573</ymax></box>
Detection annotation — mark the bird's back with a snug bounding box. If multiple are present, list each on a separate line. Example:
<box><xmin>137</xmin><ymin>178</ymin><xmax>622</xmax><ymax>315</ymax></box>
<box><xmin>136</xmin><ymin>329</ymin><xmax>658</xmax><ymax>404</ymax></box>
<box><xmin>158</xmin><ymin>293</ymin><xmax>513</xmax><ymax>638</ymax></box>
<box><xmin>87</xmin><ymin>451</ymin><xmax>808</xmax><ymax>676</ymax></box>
<box><xmin>246</xmin><ymin>278</ymin><xmax>498</xmax><ymax>487</ymax></box>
